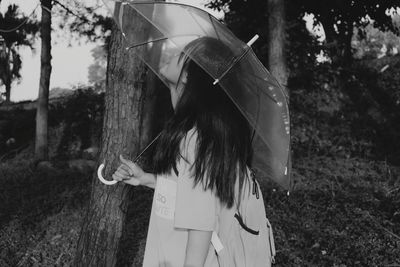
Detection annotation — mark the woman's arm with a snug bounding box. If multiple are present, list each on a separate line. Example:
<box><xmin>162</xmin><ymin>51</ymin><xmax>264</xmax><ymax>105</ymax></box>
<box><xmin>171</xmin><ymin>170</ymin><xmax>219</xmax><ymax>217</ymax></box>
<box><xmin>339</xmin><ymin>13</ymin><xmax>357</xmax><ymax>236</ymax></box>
<box><xmin>140</xmin><ymin>172</ymin><xmax>156</xmax><ymax>189</ymax></box>
<box><xmin>184</xmin><ymin>229</ymin><xmax>212</xmax><ymax>267</ymax></box>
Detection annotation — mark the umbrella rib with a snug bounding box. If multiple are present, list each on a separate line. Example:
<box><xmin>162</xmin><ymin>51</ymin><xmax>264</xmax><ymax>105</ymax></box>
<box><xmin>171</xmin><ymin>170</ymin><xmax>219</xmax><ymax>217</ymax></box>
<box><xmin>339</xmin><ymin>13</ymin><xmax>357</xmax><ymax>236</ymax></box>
<box><xmin>242</xmin><ymin>74</ymin><xmax>280</xmax><ymax>104</ymax></box>
<box><xmin>186</xmin><ymin>7</ymin><xmax>209</xmax><ymax>37</ymax></box>
<box><xmin>125</xmin><ymin>34</ymin><xmax>202</xmax><ymax>50</ymax></box>
<box><xmin>126</xmin><ymin>37</ymin><xmax>168</xmax><ymax>49</ymax></box>
<box><xmin>122</xmin><ymin>2</ymin><xmax>208</xmax><ymax>51</ymax></box>
<box><xmin>124</xmin><ymin>2</ymin><xmax>171</xmax><ymax>42</ymax></box>
<box><xmin>209</xmin><ymin>13</ymin><xmax>221</xmax><ymax>40</ymax></box>
<box><xmin>239</xmin><ymin>75</ymin><xmax>279</xmax><ymax>104</ymax></box>
<box><xmin>213</xmin><ymin>47</ymin><xmax>251</xmax><ymax>85</ymax></box>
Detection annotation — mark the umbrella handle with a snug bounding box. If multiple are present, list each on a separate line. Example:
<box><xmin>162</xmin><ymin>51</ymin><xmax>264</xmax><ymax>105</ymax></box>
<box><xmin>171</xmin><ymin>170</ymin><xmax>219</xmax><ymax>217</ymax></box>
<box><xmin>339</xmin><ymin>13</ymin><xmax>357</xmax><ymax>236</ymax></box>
<box><xmin>96</xmin><ymin>133</ymin><xmax>162</xmax><ymax>186</ymax></box>
<box><xmin>97</xmin><ymin>163</ymin><xmax>118</xmax><ymax>185</ymax></box>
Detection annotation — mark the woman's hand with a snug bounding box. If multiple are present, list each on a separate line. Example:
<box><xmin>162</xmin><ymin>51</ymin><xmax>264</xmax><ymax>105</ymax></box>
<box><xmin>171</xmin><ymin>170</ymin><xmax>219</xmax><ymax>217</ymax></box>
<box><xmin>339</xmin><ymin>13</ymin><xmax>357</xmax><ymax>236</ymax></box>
<box><xmin>112</xmin><ymin>155</ymin><xmax>156</xmax><ymax>188</ymax></box>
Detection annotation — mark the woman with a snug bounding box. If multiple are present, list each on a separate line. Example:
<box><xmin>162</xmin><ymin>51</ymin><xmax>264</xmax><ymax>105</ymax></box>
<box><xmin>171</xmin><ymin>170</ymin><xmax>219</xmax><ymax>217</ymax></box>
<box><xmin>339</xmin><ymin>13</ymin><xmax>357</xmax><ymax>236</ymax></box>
<box><xmin>112</xmin><ymin>38</ymin><xmax>254</xmax><ymax>267</ymax></box>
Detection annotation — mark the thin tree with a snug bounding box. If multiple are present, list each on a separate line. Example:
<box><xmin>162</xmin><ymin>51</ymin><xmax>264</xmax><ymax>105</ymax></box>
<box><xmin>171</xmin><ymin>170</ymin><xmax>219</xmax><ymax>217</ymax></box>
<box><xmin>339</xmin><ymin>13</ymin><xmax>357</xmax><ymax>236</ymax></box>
<box><xmin>73</xmin><ymin>4</ymin><xmax>160</xmax><ymax>265</ymax></box>
<box><xmin>35</xmin><ymin>0</ymin><xmax>52</xmax><ymax>161</ymax></box>
<box><xmin>267</xmin><ymin>0</ymin><xmax>288</xmax><ymax>89</ymax></box>
<box><xmin>33</xmin><ymin>0</ymin><xmax>111</xmax><ymax>161</ymax></box>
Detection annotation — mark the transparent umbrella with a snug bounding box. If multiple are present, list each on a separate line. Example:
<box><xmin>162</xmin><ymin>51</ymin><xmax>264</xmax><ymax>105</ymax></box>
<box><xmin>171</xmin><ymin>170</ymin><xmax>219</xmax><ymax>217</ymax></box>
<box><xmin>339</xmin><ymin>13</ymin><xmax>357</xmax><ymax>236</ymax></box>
<box><xmin>98</xmin><ymin>0</ymin><xmax>292</xmax><ymax>190</ymax></box>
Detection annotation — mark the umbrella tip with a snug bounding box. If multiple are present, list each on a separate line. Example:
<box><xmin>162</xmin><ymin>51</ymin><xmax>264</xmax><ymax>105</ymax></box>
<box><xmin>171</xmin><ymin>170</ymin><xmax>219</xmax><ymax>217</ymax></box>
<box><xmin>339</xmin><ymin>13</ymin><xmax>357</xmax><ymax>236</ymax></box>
<box><xmin>213</xmin><ymin>79</ymin><xmax>219</xmax><ymax>85</ymax></box>
<box><xmin>247</xmin><ymin>34</ymin><xmax>259</xmax><ymax>46</ymax></box>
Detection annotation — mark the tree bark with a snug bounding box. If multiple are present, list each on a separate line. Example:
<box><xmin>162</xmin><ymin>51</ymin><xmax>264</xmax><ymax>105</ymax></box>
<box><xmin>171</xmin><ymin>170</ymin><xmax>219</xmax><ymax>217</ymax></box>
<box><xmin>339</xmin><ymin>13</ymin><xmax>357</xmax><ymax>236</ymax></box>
<box><xmin>341</xmin><ymin>21</ymin><xmax>354</xmax><ymax>66</ymax></box>
<box><xmin>4</xmin><ymin>77</ymin><xmax>11</xmax><ymax>104</ymax></box>
<box><xmin>35</xmin><ymin>0</ymin><xmax>52</xmax><ymax>161</ymax></box>
<box><xmin>1</xmin><ymin>48</ymin><xmax>11</xmax><ymax>104</ymax></box>
<box><xmin>74</xmin><ymin>5</ymin><xmax>158</xmax><ymax>266</ymax></box>
<box><xmin>267</xmin><ymin>0</ymin><xmax>288</xmax><ymax>89</ymax></box>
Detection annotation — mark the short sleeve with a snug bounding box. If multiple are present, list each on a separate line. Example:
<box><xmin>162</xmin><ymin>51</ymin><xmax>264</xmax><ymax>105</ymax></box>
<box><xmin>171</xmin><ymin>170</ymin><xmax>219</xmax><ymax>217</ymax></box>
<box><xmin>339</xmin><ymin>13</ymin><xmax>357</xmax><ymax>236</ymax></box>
<box><xmin>174</xmin><ymin>129</ymin><xmax>217</xmax><ymax>231</ymax></box>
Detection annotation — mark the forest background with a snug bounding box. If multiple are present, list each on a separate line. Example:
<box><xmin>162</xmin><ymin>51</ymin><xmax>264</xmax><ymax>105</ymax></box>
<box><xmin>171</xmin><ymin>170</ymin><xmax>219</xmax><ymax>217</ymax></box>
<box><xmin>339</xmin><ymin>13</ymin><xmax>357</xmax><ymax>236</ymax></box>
<box><xmin>0</xmin><ymin>0</ymin><xmax>400</xmax><ymax>266</ymax></box>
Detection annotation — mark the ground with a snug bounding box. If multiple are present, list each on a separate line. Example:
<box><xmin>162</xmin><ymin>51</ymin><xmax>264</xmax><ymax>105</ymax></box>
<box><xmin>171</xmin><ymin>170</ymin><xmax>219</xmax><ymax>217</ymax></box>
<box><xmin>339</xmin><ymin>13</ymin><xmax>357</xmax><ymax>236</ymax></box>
<box><xmin>0</xmin><ymin>153</ymin><xmax>399</xmax><ymax>266</ymax></box>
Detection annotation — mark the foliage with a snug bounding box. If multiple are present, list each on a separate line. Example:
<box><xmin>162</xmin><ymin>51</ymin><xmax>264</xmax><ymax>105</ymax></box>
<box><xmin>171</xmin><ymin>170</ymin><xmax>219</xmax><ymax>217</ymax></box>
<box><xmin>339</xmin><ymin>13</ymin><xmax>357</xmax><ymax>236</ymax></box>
<box><xmin>292</xmin><ymin>0</ymin><xmax>400</xmax><ymax>64</ymax></box>
<box><xmin>353</xmin><ymin>21</ymin><xmax>400</xmax><ymax>59</ymax></box>
<box><xmin>298</xmin><ymin>0</ymin><xmax>400</xmax><ymax>35</ymax></box>
<box><xmin>354</xmin><ymin>55</ymin><xmax>400</xmax><ymax>163</ymax></box>
<box><xmin>0</xmin><ymin>0</ymin><xmax>112</xmax><ymax>103</ymax></box>
<box><xmin>0</xmin><ymin>108</ymin><xmax>36</xmax><ymax>156</ymax></box>
<box><xmin>54</xmin><ymin>89</ymin><xmax>104</xmax><ymax>160</ymax></box>
<box><xmin>53</xmin><ymin>0</ymin><xmax>113</xmax><ymax>43</ymax></box>
<box><xmin>207</xmin><ymin>0</ymin><xmax>400</xmax><ymax>64</ymax></box>
<box><xmin>0</xmin><ymin>4</ymin><xmax>39</xmax><ymax>102</ymax></box>
<box><xmin>289</xmin><ymin>53</ymin><xmax>400</xmax><ymax>165</ymax></box>
<box><xmin>0</xmin><ymin>88</ymin><xmax>104</xmax><ymax>160</ymax></box>
<box><xmin>87</xmin><ymin>45</ymin><xmax>107</xmax><ymax>91</ymax></box>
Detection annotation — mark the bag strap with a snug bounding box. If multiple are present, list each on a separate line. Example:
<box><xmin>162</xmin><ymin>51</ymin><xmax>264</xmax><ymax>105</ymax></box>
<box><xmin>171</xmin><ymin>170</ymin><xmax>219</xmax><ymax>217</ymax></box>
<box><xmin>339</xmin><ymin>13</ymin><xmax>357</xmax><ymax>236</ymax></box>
<box><xmin>250</xmin><ymin>168</ymin><xmax>260</xmax><ymax>199</ymax></box>
<box><xmin>234</xmin><ymin>212</ymin><xmax>259</xmax><ymax>235</ymax></box>
<box><xmin>233</xmin><ymin>168</ymin><xmax>262</xmax><ymax>235</ymax></box>
<box><xmin>235</xmin><ymin>168</ymin><xmax>259</xmax><ymax>209</ymax></box>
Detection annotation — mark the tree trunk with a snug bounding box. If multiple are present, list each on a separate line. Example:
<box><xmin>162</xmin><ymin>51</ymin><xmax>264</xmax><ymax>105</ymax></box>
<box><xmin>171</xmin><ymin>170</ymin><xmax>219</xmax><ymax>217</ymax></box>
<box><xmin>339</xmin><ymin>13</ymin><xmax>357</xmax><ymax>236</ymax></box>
<box><xmin>319</xmin><ymin>13</ymin><xmax>354</xmax><ymax>66</ymax></box>
<box><xmin>74</xmin><ymin>5</ymin><xmax>158</xmax><ymax>266</ymax></box>
<box><xmin>267</xmin><ymin>0</ymin><xmax>288</xmax><ymax>90</ymax></box>
<box><xmin>319</xmin><ymin>14</ymin><xmax>340</xmax><ymax>64</ymax></box>
<box><xmin>341</xmin><ymin>22</ymin><xmax>354</xmax><ymax>66</ymax></box>
<box><xmin>35</xmin><ymin>0</ymin><xmax>52</xmax><ymax>161</ymax></box>
<box><xmin>4</xmin><ymin>77</ymin><xmax>11</xmax><ymax>104</ymax></box>
<box><xmin>2</xmin><ymin>48</ymin><xmax>11</xmax><ymax>104</ymax></box>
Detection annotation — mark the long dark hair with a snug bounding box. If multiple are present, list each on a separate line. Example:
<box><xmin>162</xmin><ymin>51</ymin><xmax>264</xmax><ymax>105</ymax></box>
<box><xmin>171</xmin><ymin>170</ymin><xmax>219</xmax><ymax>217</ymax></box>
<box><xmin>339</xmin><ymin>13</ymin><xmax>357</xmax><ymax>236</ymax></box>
<box><xmin>153</xmin><ymin>37</ymin><xmax>252</xmax><ymax>208</ymax></box>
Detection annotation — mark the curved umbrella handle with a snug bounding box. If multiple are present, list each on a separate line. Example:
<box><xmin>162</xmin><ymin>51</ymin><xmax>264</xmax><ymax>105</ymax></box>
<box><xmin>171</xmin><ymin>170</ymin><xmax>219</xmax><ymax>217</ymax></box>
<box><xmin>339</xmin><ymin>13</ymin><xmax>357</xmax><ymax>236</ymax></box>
<box><xmin>97</xmin><ymin>133</ymin><xmax>161</xmax><ymax>186</ymax></box>
<box><xmin>97</xmin><ymin>163</ymin><xmax>118</xmax><ymax>185</ymax></box>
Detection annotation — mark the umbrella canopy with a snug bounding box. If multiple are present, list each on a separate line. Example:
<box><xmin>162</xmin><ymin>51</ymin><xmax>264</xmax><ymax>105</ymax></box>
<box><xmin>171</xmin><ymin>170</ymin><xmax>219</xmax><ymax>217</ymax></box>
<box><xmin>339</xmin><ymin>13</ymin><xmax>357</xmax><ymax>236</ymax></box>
<box><xmin>102</xmin><ymin>0</ymin><xmax>291</xmax><ymax>190</ymax></box>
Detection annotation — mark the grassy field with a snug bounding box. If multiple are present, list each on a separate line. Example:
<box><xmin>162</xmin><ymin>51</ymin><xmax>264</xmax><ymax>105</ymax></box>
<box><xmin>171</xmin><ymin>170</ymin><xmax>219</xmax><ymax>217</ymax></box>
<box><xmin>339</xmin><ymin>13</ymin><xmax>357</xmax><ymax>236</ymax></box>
<box><xmin>0</xmin><ymin>153</ymin><xmax>399</xmax><ymax>266</ymax></box>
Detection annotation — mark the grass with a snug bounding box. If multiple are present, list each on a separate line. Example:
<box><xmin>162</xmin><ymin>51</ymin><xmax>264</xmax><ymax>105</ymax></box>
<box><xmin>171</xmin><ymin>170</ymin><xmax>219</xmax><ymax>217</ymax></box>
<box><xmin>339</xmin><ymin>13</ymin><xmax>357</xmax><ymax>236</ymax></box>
<box><xmin>0</xmin><ymin>154</ymin><xmax>399</xmax><ymax>266</ymax></box>
<box><xmin>0</xmin><ymin>158</ymin><xmax>91</xmax><ymax>266</ymax></box>
<box><xmin>266</xmin><ymin>156</ymin><xmax>400</xmax><ymax>266</ymax></box>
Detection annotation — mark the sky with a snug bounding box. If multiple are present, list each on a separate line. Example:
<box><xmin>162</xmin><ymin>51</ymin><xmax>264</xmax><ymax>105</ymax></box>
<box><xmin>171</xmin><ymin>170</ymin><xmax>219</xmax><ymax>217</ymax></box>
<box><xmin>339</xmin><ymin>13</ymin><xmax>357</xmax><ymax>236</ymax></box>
<box><xmin>0</xmin><ymin>0</ymin><xmax>223</xmax><ymax>102</ymax></box>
